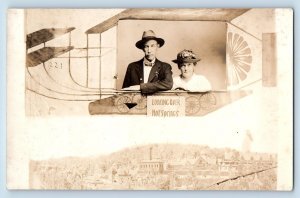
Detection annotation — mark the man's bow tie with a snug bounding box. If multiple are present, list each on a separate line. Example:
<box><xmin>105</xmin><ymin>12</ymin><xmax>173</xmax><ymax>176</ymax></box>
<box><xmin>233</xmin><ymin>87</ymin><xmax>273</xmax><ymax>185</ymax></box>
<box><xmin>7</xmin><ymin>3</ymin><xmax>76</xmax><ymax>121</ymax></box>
<box><xmin>144</xmin><ymin>61</ymin><xmax>155</xmax><ymax>67</ymax></box>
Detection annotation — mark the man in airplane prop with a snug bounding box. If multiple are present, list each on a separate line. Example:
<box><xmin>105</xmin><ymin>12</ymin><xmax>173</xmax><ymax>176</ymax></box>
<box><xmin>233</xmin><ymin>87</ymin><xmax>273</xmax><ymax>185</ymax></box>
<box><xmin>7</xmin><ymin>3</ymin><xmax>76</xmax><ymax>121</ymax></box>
<box><xmin>122</xmin><ymin>30</ymin><xmax>173</xmax><ymax>94</ymax></box>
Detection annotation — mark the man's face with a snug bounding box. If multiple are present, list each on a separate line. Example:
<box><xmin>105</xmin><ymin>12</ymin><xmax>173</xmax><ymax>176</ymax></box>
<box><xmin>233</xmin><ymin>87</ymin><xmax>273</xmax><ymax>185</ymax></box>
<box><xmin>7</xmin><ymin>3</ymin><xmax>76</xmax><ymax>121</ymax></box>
<box><xmin>179</xmin><ymin>62</ymin><xmax>195</xmax><ymax>79</ymax></box>
<box><xmin>143</xmin><ymin>40</ymin><xmax>159</xmax><ymax>61</ymax></box>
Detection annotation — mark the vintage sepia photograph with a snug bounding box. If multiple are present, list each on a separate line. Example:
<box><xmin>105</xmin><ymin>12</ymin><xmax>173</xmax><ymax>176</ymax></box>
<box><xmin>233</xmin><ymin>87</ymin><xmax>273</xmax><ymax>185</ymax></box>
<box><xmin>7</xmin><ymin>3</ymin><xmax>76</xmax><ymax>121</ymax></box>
<box><xmin>24</xmin><ymin>8</ymin><xmax>262</xmax><ymax>117</ymax></box>
<box><xmin>7</xmin><ymin>8</ymin><xmax>293</xmax><ymax>190</ymax></box>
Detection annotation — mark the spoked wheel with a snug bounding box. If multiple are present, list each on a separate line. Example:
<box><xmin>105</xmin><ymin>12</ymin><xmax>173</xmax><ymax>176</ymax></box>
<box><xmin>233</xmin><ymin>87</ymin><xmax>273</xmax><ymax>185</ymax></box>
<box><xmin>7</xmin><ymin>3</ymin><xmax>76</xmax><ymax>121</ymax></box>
<box><xmin>115</xmin><ymin>95</ymin><xmax>132</xmax><ymax>113</ymax></box>
<box><xmin>199</xmin><ymin>92</ymin><xmax>216</xmax><ymax>110</ymax></box>
<box><xmin>132</xmin><ymin>94</ymin><xmax>147</xmax><ymax>110</ymax></box>
<box><xmin>185</xmin><ymin>96</ymin><xmax>201</xmax><ymax>115</ymax></box>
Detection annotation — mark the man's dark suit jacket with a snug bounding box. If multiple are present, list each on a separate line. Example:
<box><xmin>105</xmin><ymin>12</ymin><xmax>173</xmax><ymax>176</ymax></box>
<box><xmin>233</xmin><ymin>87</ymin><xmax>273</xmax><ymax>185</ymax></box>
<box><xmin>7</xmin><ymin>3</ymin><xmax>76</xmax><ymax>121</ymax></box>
<box><xmin>122</xmin><ymin>59</ymin><xmax>173</xmax><ymax>94</ymax></box>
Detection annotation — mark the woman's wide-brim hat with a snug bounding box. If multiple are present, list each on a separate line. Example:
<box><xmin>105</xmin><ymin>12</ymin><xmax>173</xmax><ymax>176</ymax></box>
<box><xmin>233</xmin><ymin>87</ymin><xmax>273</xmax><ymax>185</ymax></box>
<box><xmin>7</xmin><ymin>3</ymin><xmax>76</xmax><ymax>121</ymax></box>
<box><xmin>135</xmin><ymin>30</ymin><xmax>165</xmax><ymax>49</ymax></box>
<box><xmin>172</xmin><ymin>49</ymin><xmax>201</xmax><ymax>64</ymax></box>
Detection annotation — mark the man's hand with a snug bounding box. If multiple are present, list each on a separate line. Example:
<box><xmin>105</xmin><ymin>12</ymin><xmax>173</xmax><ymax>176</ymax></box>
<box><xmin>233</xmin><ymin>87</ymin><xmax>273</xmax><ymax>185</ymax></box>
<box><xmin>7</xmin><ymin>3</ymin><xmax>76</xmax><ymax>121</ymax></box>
<box><xmin>175</xmin><ymin>87</ymin><xmax>187</xmax><ymax>91</ymax></box>
<box><xmin>122</xmin><ymin>85</ymin><xmax>141</xmax><ymax>91</ymax></box>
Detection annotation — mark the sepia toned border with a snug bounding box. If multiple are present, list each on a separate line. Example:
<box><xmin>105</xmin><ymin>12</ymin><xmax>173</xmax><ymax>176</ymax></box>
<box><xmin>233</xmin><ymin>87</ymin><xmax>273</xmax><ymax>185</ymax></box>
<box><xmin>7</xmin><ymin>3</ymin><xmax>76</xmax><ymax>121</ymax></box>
<box><xmin>6</xmin><ymin>8</ymin><xmax>293</xmax><ymax>191</ymax></box>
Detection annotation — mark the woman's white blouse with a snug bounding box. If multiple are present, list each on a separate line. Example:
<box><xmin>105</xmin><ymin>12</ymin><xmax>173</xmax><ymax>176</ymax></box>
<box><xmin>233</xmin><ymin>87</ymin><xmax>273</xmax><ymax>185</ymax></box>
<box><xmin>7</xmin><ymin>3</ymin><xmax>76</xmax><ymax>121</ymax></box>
<box><xmin>172</xmin><ymin>74</ymin><xmax>212</xmax><ymax>92</ymax></box>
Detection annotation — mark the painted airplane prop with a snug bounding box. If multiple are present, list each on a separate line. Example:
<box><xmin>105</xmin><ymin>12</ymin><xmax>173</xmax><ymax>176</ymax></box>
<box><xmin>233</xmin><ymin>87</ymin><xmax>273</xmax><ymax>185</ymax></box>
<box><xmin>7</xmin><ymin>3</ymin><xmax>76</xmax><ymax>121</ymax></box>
<box><xmin>26</xmin><ymin>9</ymin><xmax>265</xmax><ymax>116</ymax></box>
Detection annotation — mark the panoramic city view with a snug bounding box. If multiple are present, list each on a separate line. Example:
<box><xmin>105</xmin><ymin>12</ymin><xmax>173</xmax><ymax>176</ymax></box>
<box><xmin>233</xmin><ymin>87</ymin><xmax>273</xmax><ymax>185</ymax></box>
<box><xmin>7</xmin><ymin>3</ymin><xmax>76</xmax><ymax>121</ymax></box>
<box><xmin>29</xmin><ymin>144</ymin><xmax>277</xmax><ymax>190</ymax></box>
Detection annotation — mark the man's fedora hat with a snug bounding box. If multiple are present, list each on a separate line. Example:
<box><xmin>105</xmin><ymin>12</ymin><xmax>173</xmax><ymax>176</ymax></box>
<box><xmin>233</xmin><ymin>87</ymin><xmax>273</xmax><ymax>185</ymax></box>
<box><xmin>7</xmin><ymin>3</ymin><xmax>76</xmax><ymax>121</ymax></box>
<box><xmin>135</xmin><ymin>30</ymin><xmax>165</xmax><ymax>49</ymax></box>
<box><xmin>172</xmin><ymin>49</ymin><xmax>201</xmax><ymax>64</ymax></box>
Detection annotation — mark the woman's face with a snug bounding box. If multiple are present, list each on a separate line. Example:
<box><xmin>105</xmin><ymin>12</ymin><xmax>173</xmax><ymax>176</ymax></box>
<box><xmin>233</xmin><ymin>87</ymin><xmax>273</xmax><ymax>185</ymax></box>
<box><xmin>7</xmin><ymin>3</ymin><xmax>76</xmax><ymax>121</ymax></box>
<box><xmin>179</xmin><ymin>62</ymin><xmax>195</xmax><ymax>79</ymax></box>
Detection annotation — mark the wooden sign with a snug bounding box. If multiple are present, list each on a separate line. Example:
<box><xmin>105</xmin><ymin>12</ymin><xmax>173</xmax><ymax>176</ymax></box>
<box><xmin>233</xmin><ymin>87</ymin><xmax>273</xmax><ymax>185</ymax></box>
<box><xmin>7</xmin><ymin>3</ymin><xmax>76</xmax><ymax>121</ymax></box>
<box><xmin>147</xmin><ymin>96</ymin><xmax>185</xmax><ymax>117</ymax></box>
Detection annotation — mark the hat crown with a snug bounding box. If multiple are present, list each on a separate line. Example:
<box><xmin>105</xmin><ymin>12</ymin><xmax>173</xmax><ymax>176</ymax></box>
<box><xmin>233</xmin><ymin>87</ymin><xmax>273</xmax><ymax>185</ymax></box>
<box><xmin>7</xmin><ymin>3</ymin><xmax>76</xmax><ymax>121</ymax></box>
<box><xmin>172</xmin><ymin>49</ymin><xmax>201</xmax><ymax>64</ymax></box>
<box><xmin>177</xmin><ymin>50</ymin><xmax>197</xmax><ymax>60</ymax></box>
<box><xmin>142</xmin><ymin>30</ymin><xmax>157</xmax><ymax>39</ymax></box>
<box><xmin>136</xmin><ymin>30</ymin><xmax>165</xmax><ymax>49</ymax></box>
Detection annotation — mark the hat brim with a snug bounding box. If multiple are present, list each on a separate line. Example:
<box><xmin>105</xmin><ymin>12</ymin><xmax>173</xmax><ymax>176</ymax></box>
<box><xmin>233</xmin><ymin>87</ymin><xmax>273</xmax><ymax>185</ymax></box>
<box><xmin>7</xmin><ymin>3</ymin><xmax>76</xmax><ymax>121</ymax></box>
<box><xmin>136</xmin><ymin>37</ymin><xmax>165</xmax><ymax>49</ymax></box>
<box><xmin>172</xmin><ymin>58</ymin><xmax>201</xmax><ymax>64</ymax></box>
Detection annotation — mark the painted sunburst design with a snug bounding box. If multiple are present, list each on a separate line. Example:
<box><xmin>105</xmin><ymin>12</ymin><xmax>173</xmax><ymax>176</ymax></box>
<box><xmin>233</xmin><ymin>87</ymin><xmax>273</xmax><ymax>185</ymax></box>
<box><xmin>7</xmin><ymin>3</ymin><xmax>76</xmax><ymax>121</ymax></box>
<box><xmin>227</xmin><ymin>32</ymin><xmax>252</xmax><ymax>85</ymax></box>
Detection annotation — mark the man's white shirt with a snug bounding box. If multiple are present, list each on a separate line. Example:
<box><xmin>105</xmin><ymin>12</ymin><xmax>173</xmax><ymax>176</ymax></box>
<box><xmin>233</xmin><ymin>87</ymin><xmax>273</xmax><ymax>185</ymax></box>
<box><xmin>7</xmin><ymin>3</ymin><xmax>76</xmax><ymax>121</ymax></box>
<box><xmin>143</xmin><ymin>58</ymin><xmax>155</xmax><ymax>83</ymax></box>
